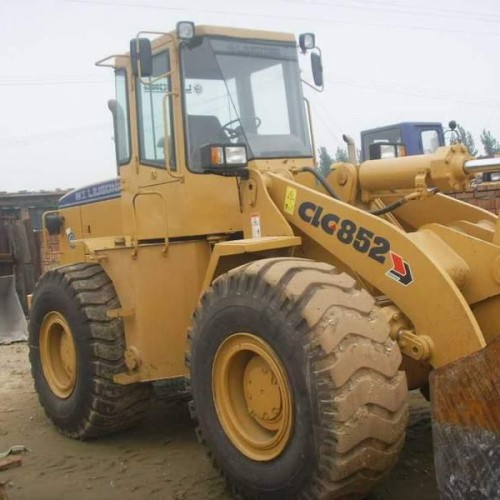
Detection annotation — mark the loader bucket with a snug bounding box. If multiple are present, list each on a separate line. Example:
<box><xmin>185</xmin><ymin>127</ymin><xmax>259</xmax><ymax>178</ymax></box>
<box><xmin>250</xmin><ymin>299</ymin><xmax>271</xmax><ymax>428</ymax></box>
<box><xmin>0</xmin><ymin>275</ymin><xmax>28</xmax><ymax>344</ymax></box>
<box><xmin>430</xmin><ymin>336</ymin><xmax>500</xmax><ymax>499</ymax></box>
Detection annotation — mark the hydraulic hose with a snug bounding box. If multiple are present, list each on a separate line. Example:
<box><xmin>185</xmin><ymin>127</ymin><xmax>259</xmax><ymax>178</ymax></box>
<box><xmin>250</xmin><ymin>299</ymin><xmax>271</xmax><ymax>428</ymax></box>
<box><xmin>368</xmin><ymin>197</ymin><xmax>410</xmax><ymax>216</ymax></box>
<box><xmin>299</xmin><ymin>167</ymin><xmax>340</xmax><ymax>200</ymax></box>
<box><xmin>369</xmin><ymin>188</ymin><xmax>439</xmax><ymax>216</ymax></box>
<box><xmin>299</xmin><ymin>167</ymin><xmax>437</xmax><ymax>216</ymax></box>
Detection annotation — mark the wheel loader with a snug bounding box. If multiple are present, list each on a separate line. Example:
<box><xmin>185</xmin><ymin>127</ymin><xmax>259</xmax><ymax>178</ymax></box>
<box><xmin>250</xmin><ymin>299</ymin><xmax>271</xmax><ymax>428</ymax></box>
<box><xmin>30</xmin><ymin>22</ymin><xmax>499</xmax><ymax>499</ymax></box>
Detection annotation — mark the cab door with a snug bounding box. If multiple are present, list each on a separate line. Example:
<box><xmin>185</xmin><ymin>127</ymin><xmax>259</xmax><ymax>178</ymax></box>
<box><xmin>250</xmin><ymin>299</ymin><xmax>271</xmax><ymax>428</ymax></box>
<box><xmin>136</xmin><ymin>46</ymin><xmax>177</xmax><ymax>186</ymax></box>
<box><xmin>134</xmin><ymin>45</ymin><xmax>177</xmax><ymax>241</ymax></box>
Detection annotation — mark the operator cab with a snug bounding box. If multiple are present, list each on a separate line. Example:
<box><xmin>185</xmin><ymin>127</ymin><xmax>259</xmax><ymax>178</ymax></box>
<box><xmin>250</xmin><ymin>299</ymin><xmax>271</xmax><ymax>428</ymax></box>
<box><xmin>117</xmin><ymin>23</ymin><xmax>322</xmax><ymax>176</ymax></box>
<box><xmin>361</xmin><ymin>122</ymin><xmax>445</xmax><ymax>161</ymax></box>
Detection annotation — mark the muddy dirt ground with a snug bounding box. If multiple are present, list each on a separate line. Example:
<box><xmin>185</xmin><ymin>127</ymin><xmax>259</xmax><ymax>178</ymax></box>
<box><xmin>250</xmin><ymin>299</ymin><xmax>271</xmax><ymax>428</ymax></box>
<box><xmin>0</xmin><ymin>343</ymin><xmax>438</xmax><ymax>500</ymax></box>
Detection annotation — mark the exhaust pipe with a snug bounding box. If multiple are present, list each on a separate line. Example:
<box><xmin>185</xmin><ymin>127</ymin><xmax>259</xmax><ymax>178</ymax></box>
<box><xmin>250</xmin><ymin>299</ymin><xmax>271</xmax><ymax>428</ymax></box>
<box><xmin>342</xmin><ymin>134</ymin><xmax>357</xmax><ymax>164</ymax></box>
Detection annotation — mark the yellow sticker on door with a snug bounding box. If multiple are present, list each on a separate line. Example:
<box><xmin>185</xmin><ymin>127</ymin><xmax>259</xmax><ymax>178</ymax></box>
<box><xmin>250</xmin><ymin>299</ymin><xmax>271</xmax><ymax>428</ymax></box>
<box><xmin>284</xmin><ymin>187</ymin><xmax>297</xmax><ymax>215</ymax></box>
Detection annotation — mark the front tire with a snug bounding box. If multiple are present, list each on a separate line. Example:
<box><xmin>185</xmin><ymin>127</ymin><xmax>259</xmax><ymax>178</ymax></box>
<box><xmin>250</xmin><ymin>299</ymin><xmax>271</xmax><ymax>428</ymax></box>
<box><xmin>187</xmin><ymin>258</ymin><xmax>408</xmax><ymax>499</ymax></box>
<box><xmin>29</xmin><ymin>263</ymin><xmax>151</xmax><ymax>439</ymax></box>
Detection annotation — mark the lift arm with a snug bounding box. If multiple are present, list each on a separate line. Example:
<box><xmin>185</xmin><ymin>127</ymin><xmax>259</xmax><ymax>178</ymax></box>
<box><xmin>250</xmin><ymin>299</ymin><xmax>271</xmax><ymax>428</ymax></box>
<box><xmin>253</xmin><ymin>169</ymin><xmax>487</xmax><ymax>369</ymax></box>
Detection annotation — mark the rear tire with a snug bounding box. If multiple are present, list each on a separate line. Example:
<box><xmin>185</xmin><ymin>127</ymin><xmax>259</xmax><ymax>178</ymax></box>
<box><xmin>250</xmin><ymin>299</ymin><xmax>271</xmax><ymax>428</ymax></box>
<box><xmin>29</xmin><ymin>263</ymin><xmax>151</xmax><ymax>439</ymax></box>
<box><xmin>187</xmin><ymin>258</ymin><xmax>408</xmax><ymax>499</ymax></box>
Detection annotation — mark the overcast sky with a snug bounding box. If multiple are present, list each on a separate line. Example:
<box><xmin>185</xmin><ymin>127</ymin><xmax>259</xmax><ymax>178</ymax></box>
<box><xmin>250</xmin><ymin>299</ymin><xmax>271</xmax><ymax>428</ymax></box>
<box><xmin>1</xmin><ymin>0</ymin><xmax>499</xmax><ymax>192</ymax></box>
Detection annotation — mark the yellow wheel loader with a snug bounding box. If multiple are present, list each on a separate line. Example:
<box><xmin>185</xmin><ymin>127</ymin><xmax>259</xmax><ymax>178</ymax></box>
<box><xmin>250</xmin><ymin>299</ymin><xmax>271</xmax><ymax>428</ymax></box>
<box><xmin>30</xmin><ymin>22</ymin><xmax>499</xmax><ymax>498</ymax></box>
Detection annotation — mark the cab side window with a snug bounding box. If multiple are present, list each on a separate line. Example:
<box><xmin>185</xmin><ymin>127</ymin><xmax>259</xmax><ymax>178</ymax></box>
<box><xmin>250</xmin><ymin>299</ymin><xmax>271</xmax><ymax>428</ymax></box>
<box><xmin>421</xmin><ymin>129</ymin><xmax>440</xmax><ymax>154</ymax></box>
<box><xmin>136</xmin><ymin>51</ymin><xmax>176</xmax><ymax>168</ymax></box>
<box><xmin>113</xmin><ymin>69</ymin><xmax>131</xmax><ymax>166</ymax></box>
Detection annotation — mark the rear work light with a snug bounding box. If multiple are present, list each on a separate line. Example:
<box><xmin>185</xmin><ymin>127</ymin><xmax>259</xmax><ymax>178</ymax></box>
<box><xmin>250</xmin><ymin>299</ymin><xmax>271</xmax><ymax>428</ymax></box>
<box><xmin>176</xmin><ymin>21</ymin><xmax>195</xmax><ymax>42</ymax></box>
<box><xmin>299</xmin><ymin>33</ymin><xmax>315</xmax><ymax>53</ymax></box>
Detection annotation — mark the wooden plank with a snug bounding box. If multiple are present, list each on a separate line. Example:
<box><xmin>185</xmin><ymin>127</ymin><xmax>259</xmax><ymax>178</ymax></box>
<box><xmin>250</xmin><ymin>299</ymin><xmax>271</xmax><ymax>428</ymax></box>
<box><xmin>0</xmin><ymin>456</ymin><xmax>22</xmax><ymax>471</ymax></box>
<box><xmin>0</xmin><ymin>482</ymin><xmax>10</xmax><ymax>500</ymax></box>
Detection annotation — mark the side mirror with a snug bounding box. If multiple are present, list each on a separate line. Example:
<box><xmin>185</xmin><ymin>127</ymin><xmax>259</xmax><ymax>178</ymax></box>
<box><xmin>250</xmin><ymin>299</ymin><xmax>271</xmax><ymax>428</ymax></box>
<box><xmin>311</xmin><ymin>52</ymin><xmax>323</xmax><ymax>87</ymax></box>
<box><xmin>445</xmin><ymin>119</ymin><xmax>460</xmax><ymax>145</ymax></box>
<box><xmin>130</xmin><ymin>38</ymin><xmax>153</xmax><ymax>77</ymax></box>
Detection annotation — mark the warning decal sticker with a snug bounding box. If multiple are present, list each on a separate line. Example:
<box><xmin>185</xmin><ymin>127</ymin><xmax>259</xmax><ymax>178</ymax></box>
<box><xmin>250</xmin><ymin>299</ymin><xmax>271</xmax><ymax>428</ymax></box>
<box><xmin>284</xmin><ymin>187</ymin><xmax>297</xmax><ymax>215</ymax></box>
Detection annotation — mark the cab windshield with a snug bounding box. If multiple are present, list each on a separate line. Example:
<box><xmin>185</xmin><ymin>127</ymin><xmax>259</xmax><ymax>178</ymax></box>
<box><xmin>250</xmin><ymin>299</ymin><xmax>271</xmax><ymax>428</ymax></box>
<box><xmin>181</xmin><ymin>36</ymin><xmax>312</xmax><ymax>170</ymax></box>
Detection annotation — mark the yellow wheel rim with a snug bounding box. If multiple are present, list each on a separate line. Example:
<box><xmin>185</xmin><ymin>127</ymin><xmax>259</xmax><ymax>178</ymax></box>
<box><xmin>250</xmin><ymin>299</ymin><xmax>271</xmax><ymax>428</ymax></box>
<box><xmin>40</xmin><ymin>311</ymin><xmax>77</xmax><ymax>399</ymax></box>
<box><xmin>212</xmin><ymin>333</ymin><xmax>293</xmax><ymax>461</ymax></box>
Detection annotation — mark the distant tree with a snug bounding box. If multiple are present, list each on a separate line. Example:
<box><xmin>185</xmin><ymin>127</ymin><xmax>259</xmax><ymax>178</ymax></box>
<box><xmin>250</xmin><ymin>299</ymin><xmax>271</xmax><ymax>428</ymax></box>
<box><xmin>456</xmin><ymin>124</ymin><xmax>478</xmax><ymax>156</ymax></box>
<box><xmin>334</xmin><ymin>146</ymin><xmax>349</xmax><ymax>163</ymax></box>
<box><xmin>317</xmin><ymin>146</ymin><xmax>333</xmax><ymax>177</ymax></box>
<box><xmin>480</xmin><ymin>129</ymin><xmax>500</xmax><ymax>156</ymax></box>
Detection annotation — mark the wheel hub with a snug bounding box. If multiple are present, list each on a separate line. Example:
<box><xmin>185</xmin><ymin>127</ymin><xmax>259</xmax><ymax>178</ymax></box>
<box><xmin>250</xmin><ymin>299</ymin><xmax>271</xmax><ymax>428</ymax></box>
<box><xmin>212</xmin><ymin>333</ymin><xmax>293</xmax><ymax>461</ymax></box>
<box><xmin>244</xmin><ymin>356</ymin><xmax>282</xmax><ymax>428</ymax></box>
<box><xmin>39</xmin><ymin>311</ymin><xmax>77</xmax><ymax>399</ymax></box>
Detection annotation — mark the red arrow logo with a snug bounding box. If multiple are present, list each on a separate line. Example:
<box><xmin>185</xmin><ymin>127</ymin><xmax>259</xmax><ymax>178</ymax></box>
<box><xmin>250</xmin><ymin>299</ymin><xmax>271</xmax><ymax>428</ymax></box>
<box><xmin>386</xmin><ymin>252</ymin><xmax>414</xmax><ymax>286</ymax></box>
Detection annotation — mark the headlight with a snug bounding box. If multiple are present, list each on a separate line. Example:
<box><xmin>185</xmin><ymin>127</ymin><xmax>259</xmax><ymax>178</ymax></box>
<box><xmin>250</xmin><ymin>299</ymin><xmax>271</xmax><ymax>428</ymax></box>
<box><xmin>201</xmin><ymin>144</ymin><xmax>248</xmax><ymax>175</ymax></box>
<box><xmin>225</xmin><ymin>146</ymin><xmax>247</xmax><ymax>165</ymax></box>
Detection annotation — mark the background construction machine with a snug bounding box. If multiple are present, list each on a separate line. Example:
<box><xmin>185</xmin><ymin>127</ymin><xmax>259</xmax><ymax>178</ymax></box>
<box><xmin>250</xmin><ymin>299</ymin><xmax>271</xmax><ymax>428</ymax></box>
<box><xmin>360</xmin><ymin>121</ymin><xmax>445</xmax><ymax>161</ymax></box>
<box><xmin>29</xmin><ymin>22</ymin><xmax>499</xmax><ymax>499</ymax></box>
